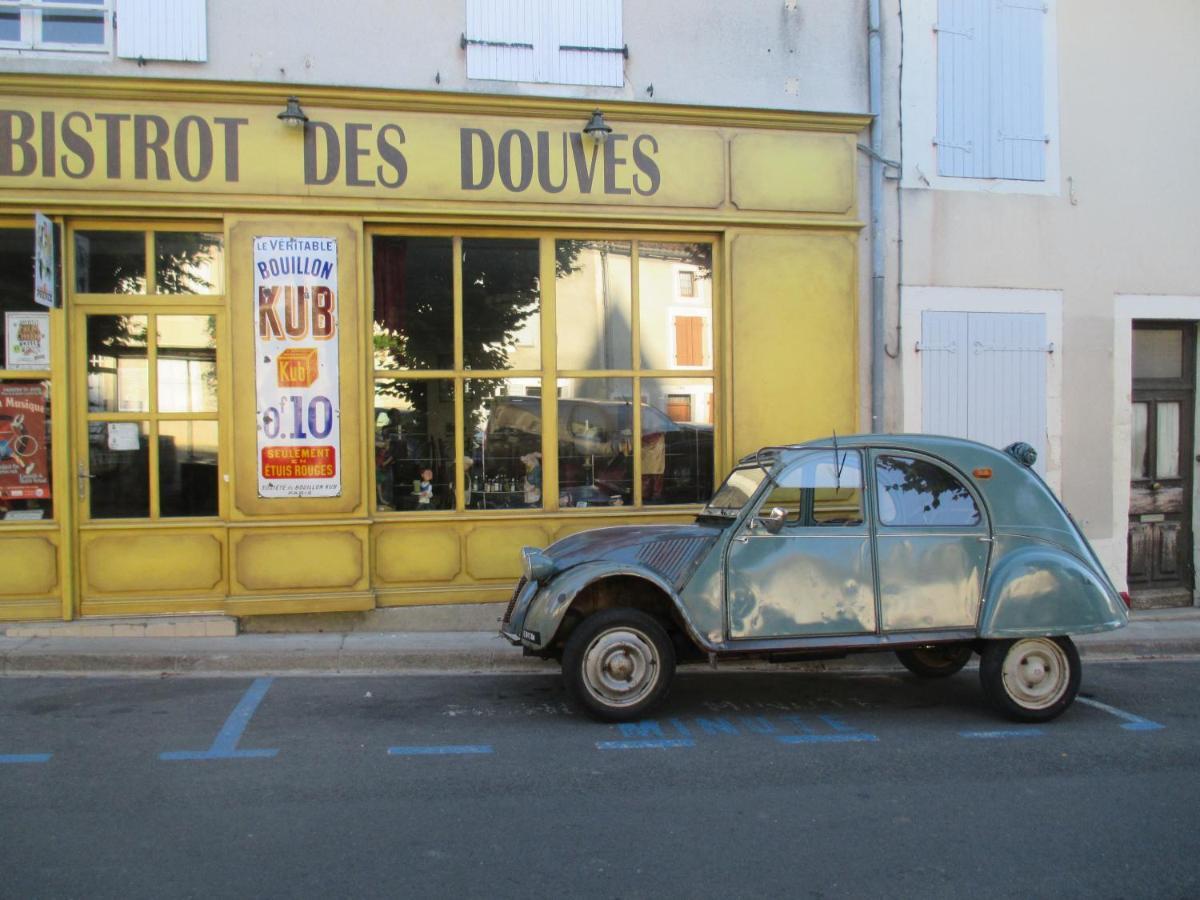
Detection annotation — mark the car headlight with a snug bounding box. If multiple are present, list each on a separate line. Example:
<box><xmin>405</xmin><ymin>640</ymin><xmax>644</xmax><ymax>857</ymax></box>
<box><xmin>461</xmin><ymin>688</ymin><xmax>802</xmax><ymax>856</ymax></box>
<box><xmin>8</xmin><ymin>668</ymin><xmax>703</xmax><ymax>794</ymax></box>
<box><xmin>521</xmin><ymin>547</ymin><xmax>555</xmax><ymax>582</ymax></box>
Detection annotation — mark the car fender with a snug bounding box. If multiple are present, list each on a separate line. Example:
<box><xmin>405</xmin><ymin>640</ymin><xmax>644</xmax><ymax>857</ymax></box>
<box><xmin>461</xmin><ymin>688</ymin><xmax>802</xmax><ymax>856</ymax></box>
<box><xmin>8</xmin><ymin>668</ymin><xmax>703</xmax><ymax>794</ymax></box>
<box><xmin>980</xmin><ymin>544</ymin><xmax>1128</xmax><ymax>637</ymax></box>
<box><xmin>520</xmin><ymin>561</ymin><xmax>703</xmax><ymax>652</ymax></box>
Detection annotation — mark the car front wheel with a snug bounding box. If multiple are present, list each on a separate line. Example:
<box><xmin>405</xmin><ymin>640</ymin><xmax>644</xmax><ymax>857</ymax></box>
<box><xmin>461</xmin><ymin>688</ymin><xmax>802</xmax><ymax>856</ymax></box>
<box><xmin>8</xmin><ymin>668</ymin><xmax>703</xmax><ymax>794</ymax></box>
<box><xmin>562</xmin><ymin>609</ymin><xmax>675</xmax><ymax>722</ymax></box>
<box><xmin>979</xmin><ymin>636</ymin><xmax>1080</xmax><ymax>722</ymax></box>
<box><xmin>896</xmin><ymin>643</ymin><xmax>973</xmax><ymax>678</ymax></box>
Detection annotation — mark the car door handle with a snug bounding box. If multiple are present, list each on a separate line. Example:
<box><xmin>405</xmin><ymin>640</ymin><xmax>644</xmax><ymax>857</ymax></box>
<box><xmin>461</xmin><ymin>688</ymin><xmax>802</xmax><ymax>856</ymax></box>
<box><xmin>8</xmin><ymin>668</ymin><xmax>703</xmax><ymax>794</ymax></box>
<box><xmin>978</xmin><ymin>536</ymin><xmax>994</xmax><ymax>543</ymax></box>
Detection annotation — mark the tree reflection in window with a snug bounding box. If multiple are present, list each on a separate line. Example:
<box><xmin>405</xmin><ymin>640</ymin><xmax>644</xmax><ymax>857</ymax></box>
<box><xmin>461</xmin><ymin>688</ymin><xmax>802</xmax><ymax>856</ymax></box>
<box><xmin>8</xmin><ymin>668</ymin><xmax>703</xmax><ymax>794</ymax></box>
<box><xmin>875</xmin><ymin>455</ymin><xmax>980</xmax><ymax>527</ymax></box>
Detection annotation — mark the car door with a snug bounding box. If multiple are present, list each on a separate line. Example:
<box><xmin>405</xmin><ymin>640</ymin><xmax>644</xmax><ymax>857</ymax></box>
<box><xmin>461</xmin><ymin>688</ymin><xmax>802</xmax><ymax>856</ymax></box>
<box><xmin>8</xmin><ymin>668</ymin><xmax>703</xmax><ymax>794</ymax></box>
<box><xmin>871</xmin><ymin>451</ymin><xmax>990</xmax><ymax>631</ymax></box>
<box><xmin>725</xmin><ymin>449</ymin><xmax>877</xmax><ymax>639</ymax></box>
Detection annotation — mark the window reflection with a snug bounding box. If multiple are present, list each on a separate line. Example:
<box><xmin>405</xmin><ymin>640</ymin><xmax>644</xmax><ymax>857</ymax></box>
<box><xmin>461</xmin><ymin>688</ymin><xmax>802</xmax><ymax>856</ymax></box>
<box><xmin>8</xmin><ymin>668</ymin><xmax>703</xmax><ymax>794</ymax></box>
<box><xmin>639</xmin><ymin>242</ymin><xmax>713</xmax><ymax>370</ymax></box>
<box><xmin>0</xmin><ymin>228</ymin><xmax>37</xmax><ymax>315</ymax></box>
<box><xmin>157</xmin><ymin>315</ymin><xmax>217</xmax><ymax>412</ymax></box>
<box><xmin>159</xmin><ymin>421</ymin><xmax>218</xmax><ymax>517</ymax></box>
<box><xmin>89</xmin><ymin>421</ymin><xmax>149</xmax><ymax>518</ymax></box>
<box><xmin>765</xmin><ymin>451</ymin><xmax>864</xmax><ymax>526</ymax></box>
<box><xmin>462</xmin><ymin>238</ymin><xmax>540</xmax><ymax>371</ymax></box>
<box><xmin>466</xmin><ymin>379</ymin><xmax>543</xmax><ymax>509</ymax></box>
<box><xmin>373</xmin><ymin>237</ymin><xmax>454</xmax><ymax>370</ymax></box>
<box><xmin>155</xmin><ymin>233</ymin><xmax>225</xmax><ymax>294</ymax></box>
<box><xmin>875</xmin><ymin>455</ymin><xmax>980</xmax><ymax>527</ymax></box>
<box><xmin>556</xmin><ymin>240</ymin><xmax>631</xmax><ymax>370</ymax></box>
<box><xmin>556</xmin><ymin>378</ymin><xmax>633</xmax><ymax>508</ymax></box>
<box><xmin>375</xmin><ymin>380</ymin><xmax>455</xmax><ymax>511</ymax></box>
<box><xmin>640</xmin><ymin>377</ymin><xmax>714</xmax><ymax>505</ymax></box>
<box><xmin>87</xmin><ymin>315</ymin><xmax>148</xmax><ymax>413</ymax></box>
<box><xmin>75</xmin><ymin>230</ymin><xmax>146</xmax><ymax>294</ymax></box>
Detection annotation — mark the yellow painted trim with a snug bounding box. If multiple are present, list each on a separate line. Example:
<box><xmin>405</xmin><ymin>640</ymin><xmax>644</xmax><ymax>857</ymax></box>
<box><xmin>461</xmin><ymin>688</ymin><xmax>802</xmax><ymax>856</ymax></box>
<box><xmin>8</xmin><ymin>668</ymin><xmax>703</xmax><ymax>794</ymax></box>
<box><xmin>224</xmin><ymin>591</ymin><xmax>375</xmax><ymax>617</ymax></box>
<box><xmin>0</xmin><ymin>74</ymin><xmax>872</xmax><ymax>134</ymax></box>
<box><xmin>0</xmin><ymin>599</ymin><xmax>64</xmax><ymax>621</ymax></box>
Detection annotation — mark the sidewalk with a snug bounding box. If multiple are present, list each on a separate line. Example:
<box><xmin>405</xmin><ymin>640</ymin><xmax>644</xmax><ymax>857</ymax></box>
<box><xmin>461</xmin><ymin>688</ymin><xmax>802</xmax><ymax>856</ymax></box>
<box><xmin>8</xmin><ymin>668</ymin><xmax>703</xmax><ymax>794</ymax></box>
<box><xmin>1</xmin><ymin>608</ymin><xmax>1197</xmax><ymax>677</ymax></box>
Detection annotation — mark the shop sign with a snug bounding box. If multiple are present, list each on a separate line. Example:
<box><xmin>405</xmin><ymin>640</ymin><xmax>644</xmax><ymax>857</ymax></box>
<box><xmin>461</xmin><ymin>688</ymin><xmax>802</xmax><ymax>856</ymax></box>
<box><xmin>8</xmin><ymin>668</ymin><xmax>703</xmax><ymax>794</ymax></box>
<box><xmin>0</xmin><ymin>383</ymin><xmax>50</xmax><ymax>501</ymax></box>
<box><xmin>254</xmin><ymin>237</ymin><xmax>341</xmax><ymax>498</ymax></box>
<box><xmin>5</xmin><ymin>311</ymin><xmax>50</xmax><ymax>370</ymax></box>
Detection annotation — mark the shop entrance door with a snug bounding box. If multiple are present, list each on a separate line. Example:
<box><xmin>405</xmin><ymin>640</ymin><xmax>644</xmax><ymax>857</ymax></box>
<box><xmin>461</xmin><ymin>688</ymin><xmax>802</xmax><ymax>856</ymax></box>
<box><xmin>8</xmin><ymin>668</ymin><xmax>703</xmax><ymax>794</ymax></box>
<box><xmin>1128</xmin><ymin>322</ymin><xmax>1195</xmax><ymax>608</ymax></box>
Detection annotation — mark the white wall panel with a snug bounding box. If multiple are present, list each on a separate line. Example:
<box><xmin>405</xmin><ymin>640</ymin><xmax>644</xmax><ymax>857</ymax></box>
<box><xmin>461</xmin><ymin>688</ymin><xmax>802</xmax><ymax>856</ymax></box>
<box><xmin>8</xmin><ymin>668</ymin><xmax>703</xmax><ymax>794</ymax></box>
<box><xmin>116</xmin><ymin>0</ymin><xmax>207</xmax><ymax>62</ymax></box>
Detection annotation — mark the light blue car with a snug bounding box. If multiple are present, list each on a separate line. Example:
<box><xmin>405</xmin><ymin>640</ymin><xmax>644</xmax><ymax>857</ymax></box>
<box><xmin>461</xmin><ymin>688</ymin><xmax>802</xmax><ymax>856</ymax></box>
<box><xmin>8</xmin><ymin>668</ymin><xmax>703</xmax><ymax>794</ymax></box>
<box><xmin>500</xmin><ymin>436</ymin><xmax>1128</xmax><ymax>722</ymax></box>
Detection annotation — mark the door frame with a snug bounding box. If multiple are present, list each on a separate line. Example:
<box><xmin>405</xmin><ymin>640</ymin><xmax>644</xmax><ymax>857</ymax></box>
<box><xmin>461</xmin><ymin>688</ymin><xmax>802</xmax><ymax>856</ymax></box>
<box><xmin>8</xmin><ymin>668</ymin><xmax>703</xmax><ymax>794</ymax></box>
<box><xmin>1113</xmin><ymin>296</ymin><xmax>1200</xmax><ymax>600</ymax></box>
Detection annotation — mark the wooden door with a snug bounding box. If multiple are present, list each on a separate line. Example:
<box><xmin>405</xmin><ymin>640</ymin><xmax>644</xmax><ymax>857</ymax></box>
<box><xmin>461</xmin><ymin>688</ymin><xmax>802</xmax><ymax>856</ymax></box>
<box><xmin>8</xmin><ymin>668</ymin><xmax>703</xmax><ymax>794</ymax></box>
<box><xmin>1128</xmin><ymin>322</ymin><xmax>1195</xmax><ymax>607</ymax></box>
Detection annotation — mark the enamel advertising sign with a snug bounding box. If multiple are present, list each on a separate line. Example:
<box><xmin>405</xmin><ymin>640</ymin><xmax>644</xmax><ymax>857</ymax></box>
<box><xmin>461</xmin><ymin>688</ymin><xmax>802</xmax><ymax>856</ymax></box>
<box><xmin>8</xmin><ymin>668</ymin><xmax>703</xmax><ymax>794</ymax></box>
<box><xmin>254</xmin><ymin>237</ymin><xmax>341</xmax><ymax>498</ymax></box>
<box><xmin>0</xmin><ymin>383</ymin><xmax>50</xmax><ymax>501</ymax></box>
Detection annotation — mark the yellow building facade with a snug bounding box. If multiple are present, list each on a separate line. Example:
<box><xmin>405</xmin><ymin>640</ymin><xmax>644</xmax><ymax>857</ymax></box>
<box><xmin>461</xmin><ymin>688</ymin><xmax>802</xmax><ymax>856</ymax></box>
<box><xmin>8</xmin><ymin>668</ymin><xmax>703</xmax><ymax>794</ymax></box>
<box><xmin>0</xmin><ymin>75</ymin><xmax>867</xmax><ymax>622</ymax></box>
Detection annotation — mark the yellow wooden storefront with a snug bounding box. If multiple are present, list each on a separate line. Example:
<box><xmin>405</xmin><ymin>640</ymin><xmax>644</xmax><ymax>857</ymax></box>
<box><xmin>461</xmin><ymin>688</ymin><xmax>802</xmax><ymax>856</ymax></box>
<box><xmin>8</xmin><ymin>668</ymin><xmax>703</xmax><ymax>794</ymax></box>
<box><xmin>0</xmin><ymin>75</ymin><xmax>868</xmax><ymax>622</ymax></box>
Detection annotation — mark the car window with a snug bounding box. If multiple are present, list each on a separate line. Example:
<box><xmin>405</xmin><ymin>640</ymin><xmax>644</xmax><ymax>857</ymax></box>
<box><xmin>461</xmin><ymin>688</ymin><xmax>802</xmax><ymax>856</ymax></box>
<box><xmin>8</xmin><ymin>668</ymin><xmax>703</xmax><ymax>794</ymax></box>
<box><xmin>875</xmin><ymin>455</ymin><xmax>981</xmax><ymax>527</ymax></box>
<box><xmin>761</xmin><ymin>451</ymin><xmax>864</xmax><ymax>527</ymax></box>
<box><xmin>707</xmin><ymin>466</ymin><xmax>767</xmax><ymax>510</ymax></box>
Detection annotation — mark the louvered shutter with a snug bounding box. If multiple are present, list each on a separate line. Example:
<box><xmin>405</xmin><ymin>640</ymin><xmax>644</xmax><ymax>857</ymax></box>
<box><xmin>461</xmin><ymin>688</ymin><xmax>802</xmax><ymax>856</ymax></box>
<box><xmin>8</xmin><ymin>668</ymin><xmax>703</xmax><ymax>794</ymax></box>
<box><xmin>936</xmin><ymin>0</ymin><xmax>1046</xmax><ymax>180</ymax></box>
<box><xmin>116</xmin><ymin>0</ymin><xmax>207</xmax><ymax>62</ymax></box>
<box><xmin>548</xmin><ymin>0</ymin><xmax>623</xmax><ymax>88</ymax></box>
<box><xmin>465</xmin><ymin>0</ymin><xmax>538</xmax><ymax>83</ymax></box>
<box><xmin>674</xmin><ymin>316</ymin><xmax>703</xmax><ymax>367</ymax></box>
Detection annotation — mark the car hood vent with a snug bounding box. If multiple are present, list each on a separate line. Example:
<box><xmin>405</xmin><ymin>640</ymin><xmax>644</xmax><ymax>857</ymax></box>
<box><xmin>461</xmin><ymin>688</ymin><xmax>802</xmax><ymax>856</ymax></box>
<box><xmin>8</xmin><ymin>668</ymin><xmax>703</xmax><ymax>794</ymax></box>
<box><xmin>637</xmin><ymin>536</ymin><xmax>713</xmax><ymax>587</ymax></box>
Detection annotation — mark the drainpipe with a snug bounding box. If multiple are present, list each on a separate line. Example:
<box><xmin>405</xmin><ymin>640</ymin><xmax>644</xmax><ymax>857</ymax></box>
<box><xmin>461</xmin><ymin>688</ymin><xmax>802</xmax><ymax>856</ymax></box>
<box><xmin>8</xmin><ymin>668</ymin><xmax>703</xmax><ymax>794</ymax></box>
<box><xmin>868</xmin><ymin>0</ymin><xmax>885</xmax><ymax>433</ymax></box>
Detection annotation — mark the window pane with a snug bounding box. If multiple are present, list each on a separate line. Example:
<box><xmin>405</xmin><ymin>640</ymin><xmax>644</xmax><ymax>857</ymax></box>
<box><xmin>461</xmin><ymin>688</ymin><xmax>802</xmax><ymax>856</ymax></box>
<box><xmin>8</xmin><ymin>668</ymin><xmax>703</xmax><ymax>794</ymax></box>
<box><xmin>157</xmin><ymin>315</ymin><xmax>217</xmax><ymax>412</ymax></box>
<box><xmin>467</xmin><ymin>378</ymin><xmax>543</xmax><ymax>509</ymax></box>
<box><xmin>1133</xmin><ymin>328</ymin><xmax>1184</xmax><ymax>380</ymax></box>
<box><xmin>555</xmin><ymin>240</ymin><xmax>631</xmax><ymax>370</ymax></box>
<box><xmin>639</xmin><ymin>242</ymin><xmax>713</xmax><ymax>370</ymax></box>
<box><xmin>875</xmin><ymin>455</ymin><xmax>980</xmax><ymax>527</ymax></box>
<box><xmin>0</xmin><ymin>381</ymin><xmax>53</xmax><ymax>521</ymax></box>
<box><xmin>462</xmin><ymin>238</ymin><xmax>540</xmax><ymax>371</ymax></box>
<box><xmin>556</xmin><ymin>378</ymin><xmax>632</xmax><ymax>508</ymax></box>
<box><xmin>0</xmin><ymin>228</ymin><xmax>36</xmax><ymax>314</ymax></box>
<box><xmin>159</xmin><ymin>420</ymin><xmax>218</xmax><ymax>517</ymax></box>
<box><xmin>0</xmin><ymin>12</ymin><xmax>20</xmax><ymax>42</ymax></box>
<box><xmin>1156</xmin><ymin>402</ymin><xmax>1181</xmax><ymax>479</ymax></box>
<box><xmin>768</xmin><ymin>451</ymin><xmax>863</xmax><ymax>526</ymax></box>
<box><xmin>375</xmin><ymin>380</ymin><xmax>456</xmax><ymax>512</ymax></box>
<box><xmin>90</xmin><ymin>421</ymin><xmax>149</xmax><ymax>518</ymax></box>
<box><xmin>640</xmin><ymin>377</ymin><xmax>714</xmax><ymax>505</ymax></box>
<box><xmin>42</xmin><ymin>10</ymin><xmax>105</xmax><ymax>46</ymax></box>
<box><xmin>87</xmin><ymin>315</ymin><xmax>148</xmax><ymax>412</ymax></box>
<box><xmin>1131</xmin><ymin>402</ymin><xmax>1149</xmax><ymax>480</ymax></box>
<box><xmin>373</xmin><ymin>237</ymin><xmax>453</xmax><ymax>370</ymax></box>
<box><xmin>155</xmin><ymin>233</ymin><xmax>224</xmax><ymax>294</ymax></box>
<box><xmin>75</xmin><ymin>231</ymin><xmax>145</xmax><ymax>294</ymax></box>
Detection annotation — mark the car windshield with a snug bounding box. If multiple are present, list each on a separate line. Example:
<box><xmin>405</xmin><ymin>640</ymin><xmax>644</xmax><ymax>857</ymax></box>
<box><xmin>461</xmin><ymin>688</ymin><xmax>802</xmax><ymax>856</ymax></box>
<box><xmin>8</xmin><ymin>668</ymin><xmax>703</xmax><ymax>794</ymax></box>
<box><xmin>703</xmin><ymin>466</ymin><xmax>768</xmax><ymax>515</ymax></box>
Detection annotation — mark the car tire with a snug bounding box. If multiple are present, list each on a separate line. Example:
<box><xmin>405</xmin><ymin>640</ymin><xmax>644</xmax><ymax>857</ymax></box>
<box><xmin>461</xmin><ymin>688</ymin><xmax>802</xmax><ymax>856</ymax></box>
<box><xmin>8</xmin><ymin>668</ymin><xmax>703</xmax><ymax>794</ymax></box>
<box><xmin>895</xmin><ymin>643</ymin><xmax>973</xmax><ymax>678</ymax></box>
<box><xmin>562</xmin><ymin>608</ymin><xmax>675</xmax><ymax>723</ymax></box>
<box><xmin>979</xmin><ymin>636</ymin><xmax>1080</xmax><ymax>722</ymax></box>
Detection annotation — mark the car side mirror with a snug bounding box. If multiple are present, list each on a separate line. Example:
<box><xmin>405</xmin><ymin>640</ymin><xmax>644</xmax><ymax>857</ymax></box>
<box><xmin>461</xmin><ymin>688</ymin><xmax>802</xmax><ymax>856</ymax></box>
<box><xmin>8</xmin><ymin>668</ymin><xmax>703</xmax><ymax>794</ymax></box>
<box><xmin>760</xmin><ymin>506</ymin><xmax>787</xmax><ymax>535</ymax></box>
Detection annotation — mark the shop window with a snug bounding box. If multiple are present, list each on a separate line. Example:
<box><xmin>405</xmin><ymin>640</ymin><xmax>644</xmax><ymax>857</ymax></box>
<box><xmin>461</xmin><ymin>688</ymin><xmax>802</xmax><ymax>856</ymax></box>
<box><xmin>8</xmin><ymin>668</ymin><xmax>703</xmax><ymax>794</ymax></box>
<box><xmin>76</xmin><ymin>229</ymin><xmax>224</xmax><ymax>295</ymax></box>
<box><xmin>0</xmin><ymin>0</ymin><xmax>111</xmax><ymax>53</ymax></box>
<box><xmin>0</xmin><ymin>380</ymin><xmax>53</xmax><ymax>521</ymax></box>
<box><xmin>640</xmin><ymin>242</ymin><xmax>712</xmax><ymax>370</ymax></box>
<box><xmin>371</xmin><ymin>233</ymin><xmax>716</xmax><ymax>514</ymax></box>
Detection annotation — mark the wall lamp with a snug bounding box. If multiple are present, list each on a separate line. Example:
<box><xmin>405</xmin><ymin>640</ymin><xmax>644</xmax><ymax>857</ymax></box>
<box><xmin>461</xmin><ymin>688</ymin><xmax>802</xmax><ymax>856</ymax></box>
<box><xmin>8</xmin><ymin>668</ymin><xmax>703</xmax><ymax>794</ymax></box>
<box><xmin>583</xmin><ymin>109</ymin><xmax>613</xmax><ymax>143</ymax></box>
<box><xmin>277</xmin><ymin>97</ymin><xmax>309</xmax><ymax>128</ymax></box>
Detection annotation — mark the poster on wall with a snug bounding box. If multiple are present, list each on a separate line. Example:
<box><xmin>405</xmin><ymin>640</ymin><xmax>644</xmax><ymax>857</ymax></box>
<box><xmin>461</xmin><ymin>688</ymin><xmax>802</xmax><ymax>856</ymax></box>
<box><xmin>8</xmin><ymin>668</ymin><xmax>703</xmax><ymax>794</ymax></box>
<box><xmin>0</xmin><ymin>384</ymin><xmax>50</xmax><ymax>501</ymax></box>
<box><xmin>254</xmin><ymin>237</ymin><xmax>341</xmax><ymax>498</ymax></box>
<box><xmin>34</xmin><ymin>212</ymin><xmax>56</xmax><ymax>308</ymax></box>
<box><xmin>5</xmin><ymin>311</ymin><xmax>50</xmax><ymax>370</ymax></box>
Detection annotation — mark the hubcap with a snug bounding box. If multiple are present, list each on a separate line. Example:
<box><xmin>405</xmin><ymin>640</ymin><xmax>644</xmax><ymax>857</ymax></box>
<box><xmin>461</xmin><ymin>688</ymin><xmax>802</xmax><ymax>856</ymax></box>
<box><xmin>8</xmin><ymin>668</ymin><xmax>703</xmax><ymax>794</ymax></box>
<box><xmin>581</xmin><ymin>627</ymin><xmax>660</xmax><ymax>708</ymax></box>
<box><xmin>1001</xmin><ymin>638</ymin><xmax>1070</xmax><ymax>710</ymax></box>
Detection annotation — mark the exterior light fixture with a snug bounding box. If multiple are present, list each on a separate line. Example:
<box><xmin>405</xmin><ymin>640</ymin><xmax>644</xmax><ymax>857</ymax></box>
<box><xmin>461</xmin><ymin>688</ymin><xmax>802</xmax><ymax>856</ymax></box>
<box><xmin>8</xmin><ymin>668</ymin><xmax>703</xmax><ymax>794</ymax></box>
<box><xmin>277</xmin><ymin>97</ymin><xmax>309</xmax><ymax>128</ymax></box>
<box><xmin>583</xmin><ymin>109</ymin><xmax>612</xmax><ymax>143</ymax></box>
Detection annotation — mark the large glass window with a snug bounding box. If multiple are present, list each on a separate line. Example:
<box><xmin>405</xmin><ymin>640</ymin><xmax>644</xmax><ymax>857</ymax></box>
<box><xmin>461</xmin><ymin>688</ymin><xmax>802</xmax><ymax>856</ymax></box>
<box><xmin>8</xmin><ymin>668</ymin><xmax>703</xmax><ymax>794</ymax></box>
<box><xmin>371</xmin><ymin>233</ymin><xmax>716</xmax><ymax>514</ymax></box>
<box><xmin>76</xmin><ymin>229</ymin><xmax>224</xmax><ymax>295</ymax></box>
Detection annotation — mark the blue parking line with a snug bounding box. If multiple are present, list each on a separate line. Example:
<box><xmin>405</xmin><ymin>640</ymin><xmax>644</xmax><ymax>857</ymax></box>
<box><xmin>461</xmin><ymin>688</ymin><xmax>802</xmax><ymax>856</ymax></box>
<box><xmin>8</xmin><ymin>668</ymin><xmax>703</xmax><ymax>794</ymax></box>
<box><xmin>1077</xmin><ymin>697</ymin><xmax>1165</xmax><ymax>731</ymax></box>
<box><xmin>160</xmin><ymin>678</ymin><xmax>279</xmax><ymax>761</ymax></box>
<box><xmin>775</xmin><ymin>714</ymin><xmax>878</xmax><ymax>744</ymax></box>
<box><xmin>596</xmin><ymin>739</ymin><xmax>695</xmax><ymax>750</ymax></box>
<box><xmin>959</xmin><ymin>729</ymin><xmax>1044</xmax><ymax>739</ymax></box>
<box><xmin>388</xmin><ymin>745</ymin><xmax>494</xmax><ymax>756</ymax></box>
<box><xmin>0</xmin><ymin>754</ymin><xmax>52</xmax><ymax>764</ymax></box>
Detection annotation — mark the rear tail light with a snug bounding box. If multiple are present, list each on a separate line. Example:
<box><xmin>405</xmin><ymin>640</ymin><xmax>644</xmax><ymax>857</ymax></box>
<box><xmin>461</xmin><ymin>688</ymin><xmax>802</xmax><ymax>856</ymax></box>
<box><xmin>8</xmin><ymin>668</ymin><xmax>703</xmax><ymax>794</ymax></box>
<box><xmin>1120</xmin><ymin>591</ymin><xmax>1132</xmax><ymax>609</ymax></box>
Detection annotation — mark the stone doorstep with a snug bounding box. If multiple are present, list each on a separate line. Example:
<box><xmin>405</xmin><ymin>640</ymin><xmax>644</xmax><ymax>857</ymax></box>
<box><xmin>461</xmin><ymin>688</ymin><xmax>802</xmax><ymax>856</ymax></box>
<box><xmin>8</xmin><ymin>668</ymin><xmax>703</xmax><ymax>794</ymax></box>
<box><xmin>3</xmin><ymin>615</ymin><xmax>238</xmax><ymax>640</ymax></box>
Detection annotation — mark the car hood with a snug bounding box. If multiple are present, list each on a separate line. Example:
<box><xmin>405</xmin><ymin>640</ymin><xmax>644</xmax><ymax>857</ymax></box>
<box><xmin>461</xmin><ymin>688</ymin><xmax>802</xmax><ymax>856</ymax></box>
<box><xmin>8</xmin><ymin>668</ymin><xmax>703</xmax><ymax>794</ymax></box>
<box><xmin>545</xmin><ymin>523</ymin><xmax>723</xmax><ymax>589</ymax></box>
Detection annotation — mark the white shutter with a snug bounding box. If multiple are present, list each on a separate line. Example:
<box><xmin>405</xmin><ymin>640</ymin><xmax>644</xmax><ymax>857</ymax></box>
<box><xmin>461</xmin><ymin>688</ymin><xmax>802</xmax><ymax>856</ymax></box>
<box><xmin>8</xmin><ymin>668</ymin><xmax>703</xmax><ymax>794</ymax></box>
<box><xmin>465</xmin><ymin>0</ymin><xmax>538</xmax><ymax>83</ymax></box>
<box><xmin>936</xmin><ymin>0</ymin><xmax>1046</xmax><ymax>180</ymax></box>
<box><xmin>465</xmin><ymin>0</ymin><xmax>623</xmax><ymax>87</ymax></box>
<box><xmin>922</xmin><ymin>311</ymin><xmax>1047</xmax><ymax>474</ymax></box>
<box><xmin>116</xmin><ymin>0</ymin><xmax>207</xmax><ymax>62</ymax></box>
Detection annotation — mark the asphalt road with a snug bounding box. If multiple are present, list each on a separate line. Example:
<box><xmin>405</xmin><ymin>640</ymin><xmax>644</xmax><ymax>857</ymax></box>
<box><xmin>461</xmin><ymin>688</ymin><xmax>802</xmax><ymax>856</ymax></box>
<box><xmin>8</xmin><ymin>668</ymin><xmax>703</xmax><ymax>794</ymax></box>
<box><xmin>1</xmin><ymin>660</ymin><xmax>1197</xmax><ymax>899</ymax></box>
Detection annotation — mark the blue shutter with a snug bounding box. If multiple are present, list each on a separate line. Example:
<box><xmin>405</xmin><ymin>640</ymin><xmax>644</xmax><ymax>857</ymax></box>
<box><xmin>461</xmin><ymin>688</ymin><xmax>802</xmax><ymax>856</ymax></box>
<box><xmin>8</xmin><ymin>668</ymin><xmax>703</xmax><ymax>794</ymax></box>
<box><xmin>921</xmin><ymin>311</ymin><xmax>971</xmax><ymax>438</ymax></box>
<box><xmin>937</xmin><ymin>0</ymin><xmax>1046</xmax><ymax>180</ymax></box>
<box><xmin>116</xmin><ymin>0</ymin><xmax>207</xmax><ymax>62</ymax></box>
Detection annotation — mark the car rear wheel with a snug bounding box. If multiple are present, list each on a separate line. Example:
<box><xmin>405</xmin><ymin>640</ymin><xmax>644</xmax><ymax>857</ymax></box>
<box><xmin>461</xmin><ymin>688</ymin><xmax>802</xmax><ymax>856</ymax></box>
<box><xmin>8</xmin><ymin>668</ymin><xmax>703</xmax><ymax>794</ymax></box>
<box><xmin>979</xmin><ymin>636</ymin><xmax>1080</xmax><ymax>722</ymax></box>
<box><xmin>562</xmin><ymin>609</ymin><xmax>675</xmax><ymax>722</ymax></box>
<box><xmin>896</xmin><ymin>643</ymin><xmax>973</xmax><ymax>678</ymax></box>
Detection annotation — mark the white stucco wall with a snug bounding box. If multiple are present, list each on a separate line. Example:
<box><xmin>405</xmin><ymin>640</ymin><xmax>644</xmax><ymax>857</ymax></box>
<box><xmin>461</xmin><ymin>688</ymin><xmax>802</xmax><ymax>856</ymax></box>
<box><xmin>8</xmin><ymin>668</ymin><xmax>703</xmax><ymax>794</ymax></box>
<box><xmin>888</xmin><ymin>0</ymin><xmax>1200</xmax><ymax>588</ymax></box>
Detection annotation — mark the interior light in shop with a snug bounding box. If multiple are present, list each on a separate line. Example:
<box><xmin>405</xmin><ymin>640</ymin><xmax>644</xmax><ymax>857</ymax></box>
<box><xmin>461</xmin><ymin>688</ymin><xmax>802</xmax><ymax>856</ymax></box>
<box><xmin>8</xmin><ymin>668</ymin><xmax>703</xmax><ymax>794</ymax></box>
<box><xmin>583</xmin><ymin>109</ymin><xmax>613</xmax><ymax>143</ymax></box>
<box><xmin>277</xmin><ymin>97</ymin><xmax>309</xmax><ymax>128</ymax></box>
